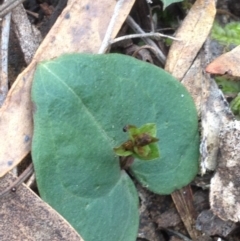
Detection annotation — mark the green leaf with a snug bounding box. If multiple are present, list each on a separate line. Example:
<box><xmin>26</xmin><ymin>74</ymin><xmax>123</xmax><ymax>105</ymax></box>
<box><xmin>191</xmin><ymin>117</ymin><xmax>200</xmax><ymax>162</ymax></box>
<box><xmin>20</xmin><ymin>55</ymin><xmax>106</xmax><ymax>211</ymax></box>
<box><xmin>137</xmin><ymin>123</ymin><xmax>157</xmax><ymax>137</ymax></box>
<box><xmin>134</xmin><ymin>145</ymin><xmax>150</xmax><ymax>158</ymax></box>
<box><xmin>32</xmin><ymin>53</ymin><xmax>199</xmax><ymax>240</ymax></box>
<box><xmin>144</xmin><ymin>143</ymin><xmax>160</xmax><ymax>160</ymax></box>
<box><xmin>161</xmin><ymin>0</ymin><xmax>183</xmax><ymax>9</ymax></box>
<box><xmin>113</xmin><ymin>144</ymin><xmax>133</xmax><ymax>156</ymax></box>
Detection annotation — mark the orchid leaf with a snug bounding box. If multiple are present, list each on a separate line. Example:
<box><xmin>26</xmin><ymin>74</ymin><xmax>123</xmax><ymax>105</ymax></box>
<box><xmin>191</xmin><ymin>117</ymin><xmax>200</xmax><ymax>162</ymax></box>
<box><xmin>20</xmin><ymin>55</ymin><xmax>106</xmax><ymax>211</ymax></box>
<box><xmin>32</xmin><ymin>53</ymin><xmax>199</xmax><ymax>241</ymax></box>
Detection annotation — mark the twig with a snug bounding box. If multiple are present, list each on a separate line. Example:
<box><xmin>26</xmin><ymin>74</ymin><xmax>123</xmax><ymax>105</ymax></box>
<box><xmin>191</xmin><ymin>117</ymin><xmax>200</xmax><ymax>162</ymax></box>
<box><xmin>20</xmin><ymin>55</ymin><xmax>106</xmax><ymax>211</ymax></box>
<box><xmin>98</xmin><ymin>0</ymin><xmax>126</xmax><ymax>54</ymax></box>
<box><xmin>147</xmin><ymin>3</ymin><xmax>162</xmax><ymax>32</ymax></box>
<box><xmin>12</xmin><ymin>4</ymin><xmax>42</xmax><ymax>64</ymax></box>
<box><xmin>0</xmin><ymin>6</ymin><xmax>11</xmax><ymax>106</ymax></box>
<box><xmin>25</xmin><ymin>9</ymin><xmax>39</xmax><ymax>19</ymax></box>
<box><xmin>217</xmin><ymin>9</ymin><xmax>239</xmax><ymax>21</ymax></box>
<box><xmin>0</xmin><ymin>163</ymin><xmax>34</xmax><ymax>198</ymax></box>
<box><xmin>110</xmin><ymin>33</ymin><xmax>180</xmax><ymax>45</ymax></box>
<box><xmin>165</xmin><ymin>228</ymin><xmax>192</xmax><ymax>241</ymax></box>
<box><xmin>132</xmin><ymin>45</ymin><xmax>156</xmax><ymax>60</ymax></box>
<box><xmin>26</xmin><ymin>172</ymin><xmax>35</xmax><ymax>187</ymax></box>
<box><xmin>0</xmin><ymin>0</ymin><xmax>26</xmax><ymax>19</ymax></box>
<box><xmin>126</xmin><ymin>15</ymin><xmax>166</xmax><ymax>65</ymax></box>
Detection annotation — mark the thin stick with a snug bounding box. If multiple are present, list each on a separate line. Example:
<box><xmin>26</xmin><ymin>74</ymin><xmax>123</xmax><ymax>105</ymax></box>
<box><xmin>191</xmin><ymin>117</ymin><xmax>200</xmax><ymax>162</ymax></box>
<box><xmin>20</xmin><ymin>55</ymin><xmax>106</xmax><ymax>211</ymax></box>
<box><xmin>26</xmin><ymin>9</ymin><xmax>39</xmax><ymax>19</ymax></box>
<box><xmin>98</xmin><ymin>0</ymin><xmax>126</xmax><ymax>54</ymax></box>
<box><xmin>12</xmin><ymin>4</ymin><xmax>42</xmax><ymax>64</ymax></box>
<box><xmin>26</xmin><ymin>172</ymin><xmax>35</xmax><ymax>187</ymax></box>
<box><xmin>126</xmin><ymin>15</ymin><xmax>166</xmax><ymax>65</ymax></box>
<box><xmin>0</xmin><ymin>163</ymin><xmax>34</xmax><ymax>198</ymax></box>
<box><xmin>0</xmin><ymin>0</ymin><xmax>26</xmax><ymax>19</ymax></box>
<box><xmin>0</xmin><ymin>7</ymin><xmax>11</xmax><ymax>106</ymax></box>
<box><xmin>165</xmin><ymin>228</ymin><xmax>192</xmax><ymax>241</ymax></box>
<box><xmin>132</xmin><ymin>45</ymin><xmax>156</xmax><ymax>60</ymax></box>
<box><xmin>110</xmin><ymin>32</ymin><xmax>180</xmax><ymax>45</ymax></box>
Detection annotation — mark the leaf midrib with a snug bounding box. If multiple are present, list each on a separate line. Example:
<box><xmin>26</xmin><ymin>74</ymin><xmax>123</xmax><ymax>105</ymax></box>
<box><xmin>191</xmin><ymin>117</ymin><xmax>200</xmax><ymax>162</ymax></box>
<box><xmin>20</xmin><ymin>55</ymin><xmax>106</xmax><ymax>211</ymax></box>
<box><xmin>41</xmin><ymin>63</ymin><xmax>115</xmax><ymax>148</ymax></box>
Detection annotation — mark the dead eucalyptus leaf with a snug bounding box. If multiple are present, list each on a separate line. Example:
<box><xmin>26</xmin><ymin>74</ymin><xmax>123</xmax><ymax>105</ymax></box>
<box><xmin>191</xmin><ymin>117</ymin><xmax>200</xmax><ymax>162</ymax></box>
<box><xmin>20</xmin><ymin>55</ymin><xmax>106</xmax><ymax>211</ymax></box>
<box><xmin>0</xmin><ymin>173</ymin><xmax>83</xmax><ymax>241</ymax></box>
<box><xmin>206</xmin><ymin>46</ymin><xmax>240</xmax><ymax>77</ymax></box>
<box><xmin>165</xmin><ymin>0</ymin><xmax>216</xmax><ymax>80</ymax></box>
<box><xmin>181</xmin><ymin>55</ymin><xmax>202</xmax><ymax>115</ymax></box>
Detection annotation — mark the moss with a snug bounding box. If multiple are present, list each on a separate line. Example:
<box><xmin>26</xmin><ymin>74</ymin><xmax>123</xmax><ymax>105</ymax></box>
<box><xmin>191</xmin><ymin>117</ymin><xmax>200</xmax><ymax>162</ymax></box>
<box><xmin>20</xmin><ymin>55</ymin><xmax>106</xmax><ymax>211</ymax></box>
<box><xmin>211</xmin><ymin>22</ymin><xmax>240</xmax><ymax>46</ymax></box>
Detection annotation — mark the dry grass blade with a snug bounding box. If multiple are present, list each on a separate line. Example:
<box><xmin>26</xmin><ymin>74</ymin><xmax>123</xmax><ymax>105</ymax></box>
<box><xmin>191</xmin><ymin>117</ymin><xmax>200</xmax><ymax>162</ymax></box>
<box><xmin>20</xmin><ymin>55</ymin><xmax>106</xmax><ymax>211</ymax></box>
<box><xmin>171</xmin><ymin>185</ymin><xmax>201</xmax><ymax>240</ymax></box>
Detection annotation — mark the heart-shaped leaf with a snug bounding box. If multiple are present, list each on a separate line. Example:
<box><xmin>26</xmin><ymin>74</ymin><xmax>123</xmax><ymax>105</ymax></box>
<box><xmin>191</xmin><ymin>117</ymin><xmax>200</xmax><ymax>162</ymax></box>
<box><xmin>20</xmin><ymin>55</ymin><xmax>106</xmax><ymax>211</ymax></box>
<box><xmin>32</xmin><ymin>53</ymin><xmax>199</xmax><ymax>241</ymax></box>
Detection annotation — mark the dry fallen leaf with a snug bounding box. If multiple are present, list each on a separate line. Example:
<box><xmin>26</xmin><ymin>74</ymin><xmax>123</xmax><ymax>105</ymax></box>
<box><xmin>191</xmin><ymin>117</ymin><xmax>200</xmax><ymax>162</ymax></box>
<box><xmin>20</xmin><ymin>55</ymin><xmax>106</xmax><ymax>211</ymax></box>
<box><xmin>206</xmin><ymin>46</ymin><xmax>240</xmax><ymax>77</ymax></box>
<box><xmin>181</xmin><ymin>54</ymin><xmax>202</xmax><ymax>115</ymax></box>
<box><xmin>165</xmin><ymin>0</ymin><xmax>216</xmax><ymax>80</ymax></box>
<box><xmin>0</xmin><ymin>173</ymin><xmax>83</xmax><ymax>241</ymax></box>
<box><xmin>210</xmin><ymin>120</ymin><xmax>240</xmax><ymax>222</ymax></box>
<box><xmin>0</xmin><ymin>0</ymin><xmax>135</xmax><ymax>177</ymax></box>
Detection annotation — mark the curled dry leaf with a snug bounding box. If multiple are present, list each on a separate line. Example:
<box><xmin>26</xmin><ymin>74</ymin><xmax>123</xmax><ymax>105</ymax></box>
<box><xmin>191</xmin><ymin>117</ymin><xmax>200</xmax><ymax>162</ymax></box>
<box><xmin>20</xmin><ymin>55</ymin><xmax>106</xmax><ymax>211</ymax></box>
<box><xmin>210</xmin><ymin>120</ymin><xmax>240</xmax><ymax>222</ymax></box>
<box><xmin>206</xmin><ymin>46</ymin><xmax>240</xmax><ymax>77</ymax></box>
<box><xmin>165</xmin><ymin>0</ymin><xmax>216</xmax><ymax>80</ymax></box>
<box><xmin>0</xmin><ymin>0</ymin><xmax>135</xmax><ymax>177</ymax></box>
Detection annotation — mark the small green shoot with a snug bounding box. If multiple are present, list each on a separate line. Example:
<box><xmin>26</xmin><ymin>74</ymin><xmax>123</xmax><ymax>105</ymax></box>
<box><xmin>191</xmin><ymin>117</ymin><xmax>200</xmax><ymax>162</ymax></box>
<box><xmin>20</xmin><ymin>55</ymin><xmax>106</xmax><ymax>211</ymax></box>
<box><xmin>114</xmin><ymin>123</ymin><xmax>159</xmax><ymax>161</ymax></box>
